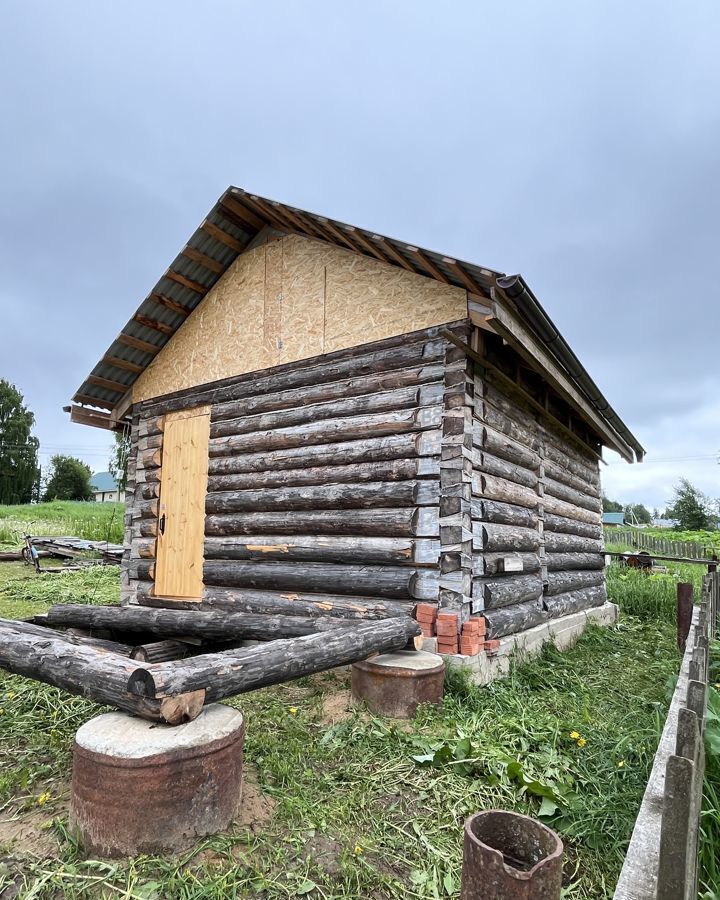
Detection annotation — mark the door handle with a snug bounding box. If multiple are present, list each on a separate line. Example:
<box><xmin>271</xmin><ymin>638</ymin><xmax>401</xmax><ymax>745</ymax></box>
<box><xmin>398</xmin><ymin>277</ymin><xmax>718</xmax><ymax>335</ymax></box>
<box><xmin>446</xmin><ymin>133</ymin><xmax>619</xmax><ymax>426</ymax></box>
<box><xmin>159</xmin><ymin>514</ymin><xmax>166</xmax><ymax>535</ymax></box>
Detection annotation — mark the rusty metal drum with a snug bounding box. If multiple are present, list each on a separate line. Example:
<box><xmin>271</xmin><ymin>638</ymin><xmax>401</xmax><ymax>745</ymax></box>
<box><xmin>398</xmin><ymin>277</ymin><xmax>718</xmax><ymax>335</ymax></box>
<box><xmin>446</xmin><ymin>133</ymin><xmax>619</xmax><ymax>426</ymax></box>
<box><xmin>460</xmin><ymin>810</ymin><xmax>563</xmax><ymax>900</ymax></box>
<box><xmin>69</xmin><ymin>704</ymin><xmax>244</xmax><ymax>857</ymax></box>
<box><xmin>351</xmin><ymin>650</ymin><xmax>445</xmax><ymax>718</ymax></box>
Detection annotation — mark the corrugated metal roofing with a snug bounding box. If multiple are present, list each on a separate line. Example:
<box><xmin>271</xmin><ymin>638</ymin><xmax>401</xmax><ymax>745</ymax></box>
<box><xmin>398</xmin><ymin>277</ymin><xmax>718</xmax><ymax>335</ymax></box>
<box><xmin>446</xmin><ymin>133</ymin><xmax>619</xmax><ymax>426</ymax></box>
<box><xmin>71</xmin><ymin>185</ymin><xmax>643</xmax><ymax>461</ymax></box>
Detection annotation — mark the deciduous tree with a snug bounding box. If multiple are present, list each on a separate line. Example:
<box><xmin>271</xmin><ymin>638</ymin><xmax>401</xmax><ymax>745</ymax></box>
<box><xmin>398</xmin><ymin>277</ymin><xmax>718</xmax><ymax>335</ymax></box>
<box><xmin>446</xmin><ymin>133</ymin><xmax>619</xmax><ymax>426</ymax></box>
<box><xmin>0</xmin><ymin>380</ymin><xmax>40</xmax><ymax>504</ymax></box>
<box><xmin>43</xmin><ymin>455</ymin><xmax>93</xmax><ymax>502</ymax></box>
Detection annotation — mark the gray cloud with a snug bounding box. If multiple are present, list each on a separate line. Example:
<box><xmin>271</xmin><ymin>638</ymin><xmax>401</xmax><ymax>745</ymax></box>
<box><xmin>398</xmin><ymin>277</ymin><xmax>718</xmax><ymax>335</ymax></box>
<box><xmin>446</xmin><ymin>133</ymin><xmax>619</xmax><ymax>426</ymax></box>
<box><xmin>1</xmin><ymin>0</ymin><xmax>718</xmax><ymax>508</ymax></box>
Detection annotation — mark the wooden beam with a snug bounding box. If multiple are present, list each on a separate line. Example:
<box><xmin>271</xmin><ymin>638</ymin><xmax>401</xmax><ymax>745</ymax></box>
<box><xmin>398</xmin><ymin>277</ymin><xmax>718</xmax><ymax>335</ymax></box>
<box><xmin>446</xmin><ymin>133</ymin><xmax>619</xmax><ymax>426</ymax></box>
<box><xmin>268</xmin><ymin>203</ymin><xmax>330</xmax><ymax>242</ymax></box>
<box><xmin>441</xmin><ymin>330</ymin><xmax>603</xmax><ymax>462</ymax></box>
<box><xmin>343</xmin><ymin>227</ymin><xmax>391</xmax><ymax>264</ymax></box>
<box><xmin>134</xmin><ymin>314</ymin><xmax>174</xmax><ymax>335</ymax></box>
<box><xmin>69</xmin><ymin>405</ymin><xmax>114</xmax><ymax>430</ymax></box>
<box><xmin>372</xmin><ymin>236</ymin><xmax>417</xmax><ymax>272</ymax></box>
<box><xmin>72</xmin><ymin>393</ymin><xmax>115</xmax><ymax>410</ymax></box>
<box><xmin>117</xmin><ymin>333</ymin><xmax>161</xmax><ymax>356</ymax></box>
<box><xmin>220</xmin><ymin>195</ymin><xmax>266</xmax><ymax>232</ymax></box>
<box><xmin>164</xmin><ymin>271</ymin><xmax>208</xmax><ymax>295</ymax></box>
<box><xmin>443</xmin><ymin>258</ymin><xmax>489</xmax><ymax>296</ymax></box>
<box><xmin>201</xmin><ymin>220</ymin><xmax>247</xmax><ymax>254</ymax></box>
<box><xmin>406</xmin><ymin>247</ymin><xmax>450</xmax><ymax>283</ymax></box>
<box><xmin>312</xmin><ymin>217</ymin><xmax>362</xmax><ymax>252</ymax></box>
<box><xmin>87</xmin><ymin>374</ymin><xmax>128</xmax><ymax>394</ymax></box>
<box><xmin>103</xmin><ymin>356</ymin><xmax>143</xmax><ymax>374</ymax></box>
<box><xmin>181</xmin><ymin>247</ymin><xmax>225</xmax><ymax>274</ymax></box>
<box><xmin>148</xmin><ymin>293</ymin><xmax>189</xmax><ymax>318</ymax></box>
<box><xmin>240</xmin><ymin>194</ymin><xmax>296</xmax><ymax>233</ymax></box>
<box><xmin>486</xmin><ymin>301</ymin><xmax>634</xmax><ymax>461</ymax></box>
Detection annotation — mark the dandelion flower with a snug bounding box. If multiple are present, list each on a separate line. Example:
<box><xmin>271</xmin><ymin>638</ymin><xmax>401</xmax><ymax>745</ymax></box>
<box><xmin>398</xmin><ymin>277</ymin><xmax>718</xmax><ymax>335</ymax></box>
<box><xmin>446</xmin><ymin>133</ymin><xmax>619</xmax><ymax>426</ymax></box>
<box><xmin>5</xmin><ymin>692</ymin><xmax>15</xmax><ymax>700</ymax></box>
<box><xmin>577</xmin><ymin>738</ymin><xmax>587</xmax><ymax>748</ymax></box>
<box><xmin>617</xmin><ymin>760</ymin><xmax>625</xmax><ymax>768</ymax></box>
<box><xmin>569</xmin><ymin>730</ymin><xmax>580</xmax><ymax>740</ymax></box>
<box><xmin>354</xmin><ymin>845</ymin><xmax>363</xmax><ymax>855</ymax></box>
<box><xmin>289</xmin><ymin>707</ymin><xmax>298</xmax><ymax>715</ymax></box>
<box><xmin>37</xmin><ymin>792</ymin><xmax>51</xmax><ymax>806</ymax></box>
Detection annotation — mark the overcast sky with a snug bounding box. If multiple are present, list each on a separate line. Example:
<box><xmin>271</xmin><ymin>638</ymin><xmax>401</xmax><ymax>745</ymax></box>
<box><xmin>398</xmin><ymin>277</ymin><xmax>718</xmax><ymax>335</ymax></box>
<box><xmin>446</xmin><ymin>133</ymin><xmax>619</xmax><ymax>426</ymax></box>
<box><xmin>1</xmin><ymin>0</ymin><xmax>718</xmax><ymax>511</ymax></box>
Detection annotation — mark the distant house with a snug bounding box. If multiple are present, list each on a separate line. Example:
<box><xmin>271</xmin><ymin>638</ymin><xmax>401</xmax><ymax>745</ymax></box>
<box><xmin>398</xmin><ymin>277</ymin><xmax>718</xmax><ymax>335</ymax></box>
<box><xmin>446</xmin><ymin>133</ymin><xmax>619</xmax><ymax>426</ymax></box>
<box><xmin>602</xmin><ymin>512</ymin><xmax>625</xmax><ymax>527</ymax></box>
<box><xmin>90</xmin><ymin>471</ymin><xmax>125</xmax><ymax>503</ymax></box>
<box><xmin>651</xmin><ymin>518</ymin><xmax>679</xmax><ymax>529</ymax></box>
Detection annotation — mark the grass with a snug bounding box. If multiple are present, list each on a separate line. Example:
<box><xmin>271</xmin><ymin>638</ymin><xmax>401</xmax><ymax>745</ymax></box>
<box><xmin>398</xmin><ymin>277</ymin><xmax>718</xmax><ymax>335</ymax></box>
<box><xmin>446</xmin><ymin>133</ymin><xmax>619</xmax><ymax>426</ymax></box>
<box><xmin>699</xmin><ymin>641</ymin><xmax>720</xmax><ymax>899</ymax></box>
<box><xmin>0</xmin><ymin>501</ymin><xmax>125</xmax><ymax>547</ymax></box>
<box><xmin>0</xmin><ymin>561</ymin><xmax>681</xmax><ymax>899</ymax></box>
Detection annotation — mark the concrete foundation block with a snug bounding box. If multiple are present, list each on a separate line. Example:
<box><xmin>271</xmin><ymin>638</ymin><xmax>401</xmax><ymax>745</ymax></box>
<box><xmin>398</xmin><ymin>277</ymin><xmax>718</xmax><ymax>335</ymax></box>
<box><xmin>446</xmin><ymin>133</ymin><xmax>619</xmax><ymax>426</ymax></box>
<box><xmin>70</xmin><ymin>704</ymin><xmax>244</xmax><ymax>857</ymax></box>
<box><xmin>352</xmin><ymin>650</ymin><xmax>445</xmax><ymax>718</ymax></box>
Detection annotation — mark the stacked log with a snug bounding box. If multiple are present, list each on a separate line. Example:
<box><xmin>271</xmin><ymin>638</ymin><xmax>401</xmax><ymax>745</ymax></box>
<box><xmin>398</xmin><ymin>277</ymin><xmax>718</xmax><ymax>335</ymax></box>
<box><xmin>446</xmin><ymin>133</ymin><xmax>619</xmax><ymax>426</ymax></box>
<box><xmin>472</xmin><ymin>375</ymin><xmax>606</xmax><ymax>639</ymax></box>
<box><xmin>129</xmin><ymin>327</ymin><xmax>453</xmax><ymax>611</ymax></box>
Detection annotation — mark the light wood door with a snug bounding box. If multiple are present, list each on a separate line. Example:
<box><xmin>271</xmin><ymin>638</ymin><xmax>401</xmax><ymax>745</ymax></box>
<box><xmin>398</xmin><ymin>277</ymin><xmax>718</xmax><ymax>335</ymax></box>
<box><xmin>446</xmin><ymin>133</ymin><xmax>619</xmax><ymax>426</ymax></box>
<box><xmin>154</xmin><ymin>406</ymin><xmax>210</xmax><ymax>599</ymax></box>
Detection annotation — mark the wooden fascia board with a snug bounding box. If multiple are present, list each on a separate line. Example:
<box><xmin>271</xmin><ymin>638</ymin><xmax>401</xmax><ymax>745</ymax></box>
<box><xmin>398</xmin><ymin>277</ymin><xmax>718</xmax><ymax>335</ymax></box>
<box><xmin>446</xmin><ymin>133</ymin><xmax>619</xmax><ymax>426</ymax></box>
<box><xmin>69</xmin><ymin>405</ymin><xmax>114</xmax><ymax>430</ymax></box>
<box><xmin>486</xmin><ymin>300</ymin><xmax>634</xmax><ymax>461</ymax></box>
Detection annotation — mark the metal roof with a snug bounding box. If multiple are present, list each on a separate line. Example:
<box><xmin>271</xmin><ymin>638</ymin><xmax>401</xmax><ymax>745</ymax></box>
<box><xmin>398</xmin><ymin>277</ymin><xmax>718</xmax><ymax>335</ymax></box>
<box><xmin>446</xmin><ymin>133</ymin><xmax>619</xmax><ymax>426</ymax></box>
<box><xmin>72</xmin><ymin>185</ymin><xmax>644</xmax><ymax>461</ymax></box>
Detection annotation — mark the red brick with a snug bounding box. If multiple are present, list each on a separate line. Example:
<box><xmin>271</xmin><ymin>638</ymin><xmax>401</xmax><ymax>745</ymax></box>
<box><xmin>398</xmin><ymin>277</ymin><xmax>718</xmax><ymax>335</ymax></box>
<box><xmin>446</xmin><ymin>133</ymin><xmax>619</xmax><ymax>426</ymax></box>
<box><xmin>437</xmin><ymin>639</ymin><xmax>459</xmax><ymax>655</ymax></box>
<box><xmin>460</xmin><ymin>638</ymin><xmax>481</xmax><ymax>656</ymax></box>
<box><xmin>415</xmin><ymin>604</ymin><xmax>438</xmax><ymax>624</ymax></box>
<box><xmin>484</xmin><ymin>639</ymin><xmax>500</xmax><ymax>655</ymax></box>
<box><xmin>462</xmin><ymin>619</ymin><xmax>485</xmax><ymax>636</ymax></box>
<box><xmin>420</xmin><ymin>623</ymin><xmax>435</xmax><ymax>638</ymax></box>
<box><xmin>436</xmin><ymin>620</ymin><xmax>459</xmax><ymax>637</ymax></box>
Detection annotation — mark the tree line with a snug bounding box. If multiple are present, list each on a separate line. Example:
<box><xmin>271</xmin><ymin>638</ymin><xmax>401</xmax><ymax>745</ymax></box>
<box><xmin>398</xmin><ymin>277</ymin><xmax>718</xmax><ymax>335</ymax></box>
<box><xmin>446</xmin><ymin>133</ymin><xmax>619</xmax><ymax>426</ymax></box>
<box><xmin>0</xmin><ymin>379</ymin><xmax>129</xmax><ymax>504</ymax></box>
<box><xmin>603</xmin><ymin>478</ymin><xmax>718</xmax><ymax>531</ymax></box>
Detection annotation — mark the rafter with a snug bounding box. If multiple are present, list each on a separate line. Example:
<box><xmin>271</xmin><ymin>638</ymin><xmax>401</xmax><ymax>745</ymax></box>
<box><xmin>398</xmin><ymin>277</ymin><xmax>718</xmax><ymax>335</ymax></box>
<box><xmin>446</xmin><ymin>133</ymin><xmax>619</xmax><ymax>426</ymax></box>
<box><xmin>443</xmin><ymin>258</ymin><xmax>489</xmax><ymax>296</ymax></box>
<box><xmin>163</xmin><ymin>271</ymin><xmax>208</xmax><ymax>295</ymax></box>
<box><xmin>87</xmin><ymin>374</ymin><xmax>128</xmax><ymax>394</ymax></box>
<box><xmin>135</xmin><ymin>314</ymin><xmax>174</xmax><ymax>336</ymax></box>
<box><xmin>200</xmin><ymin>220</ymin><xmax>247</xmax><ymax>254</ymax></box>
<box><xmin>147</xmin><ymin>293</ymin><xmax>189</xmax><ymax>318</ymax></box>
<box><xmin>181</xmin><ymin>246</ymin><xmax>225</xmax><ymax>273</ymax></box>
<box><xmin>117</xmin><ymin>333</ymin><xmax>161</xmax><ymax>356</ymax></box>
<box><xmin>406</xmin><ymin>247</ymin><xmax>450</xmax><ymax>283</ymax></box>
<box><xmin>371</xmin><ymin>236</ymin><xmax>417</xmax><ymax>273</ymax></box>
<box><xmin>219</xmin><ymin>195</ymin><xmax>265</xmax><ymax>232</ymax></box>
<box><xmin>103</xmin><ymin>356</ymin><xmax>143</xmax><ymax>374</ymax></box>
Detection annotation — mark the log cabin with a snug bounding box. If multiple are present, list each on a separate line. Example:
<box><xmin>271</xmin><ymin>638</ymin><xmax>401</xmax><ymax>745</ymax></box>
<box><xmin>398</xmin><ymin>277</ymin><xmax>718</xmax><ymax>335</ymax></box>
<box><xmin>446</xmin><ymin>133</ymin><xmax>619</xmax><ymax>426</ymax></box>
<box><xmin>67</xmin><ymin>186</ymin><xmax>644</xmax><ymax>647</ymax></box>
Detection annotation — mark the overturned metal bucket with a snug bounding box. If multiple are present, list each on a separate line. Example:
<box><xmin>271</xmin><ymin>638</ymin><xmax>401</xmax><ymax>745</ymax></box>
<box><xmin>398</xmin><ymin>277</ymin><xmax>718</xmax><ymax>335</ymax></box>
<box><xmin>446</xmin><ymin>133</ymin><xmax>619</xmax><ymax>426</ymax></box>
<box><xmin>461</xmin><ymin>810</ymin><xmax>563</xmax><ymax>900</ymax></box>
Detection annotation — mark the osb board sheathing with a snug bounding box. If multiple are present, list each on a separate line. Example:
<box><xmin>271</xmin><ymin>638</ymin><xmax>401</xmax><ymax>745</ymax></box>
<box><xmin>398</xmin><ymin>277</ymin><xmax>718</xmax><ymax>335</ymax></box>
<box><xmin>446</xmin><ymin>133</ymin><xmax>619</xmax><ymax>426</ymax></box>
<box><xmin>132</xmin><ymin>235</ymin><xmax>466</xmax><ymax>401</ymax></box>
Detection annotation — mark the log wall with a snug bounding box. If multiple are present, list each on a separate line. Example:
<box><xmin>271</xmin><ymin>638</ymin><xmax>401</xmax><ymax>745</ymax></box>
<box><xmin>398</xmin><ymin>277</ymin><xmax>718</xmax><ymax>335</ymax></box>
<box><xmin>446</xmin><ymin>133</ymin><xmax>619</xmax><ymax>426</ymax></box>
<box><xmin>471</xmin><ymin>372</ymin><xmax>607</xmax><ymax>640</ymax></box>
<box><xmin>122</xmin><ymin>324</ymin><xmax>461</xmax><ymax>612</ymax></box>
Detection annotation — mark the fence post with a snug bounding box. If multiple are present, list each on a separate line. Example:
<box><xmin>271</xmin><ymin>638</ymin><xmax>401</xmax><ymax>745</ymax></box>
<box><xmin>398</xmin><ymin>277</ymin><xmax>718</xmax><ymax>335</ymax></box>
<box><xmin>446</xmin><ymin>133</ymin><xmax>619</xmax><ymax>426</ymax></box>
<box><xmin>676</xmin><ymin>583</ymin><xmax>693</xmax><ymax>654</ymax></box>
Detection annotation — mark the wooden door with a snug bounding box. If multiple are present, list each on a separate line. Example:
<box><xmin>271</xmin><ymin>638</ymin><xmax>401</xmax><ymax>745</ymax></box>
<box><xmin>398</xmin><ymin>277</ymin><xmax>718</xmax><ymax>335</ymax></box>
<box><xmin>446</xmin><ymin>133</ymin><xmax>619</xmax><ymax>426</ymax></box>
<box><xmin>154</xmin><ymin>406</ymin><xmax>210</xmax><ymax>599</ymax></box>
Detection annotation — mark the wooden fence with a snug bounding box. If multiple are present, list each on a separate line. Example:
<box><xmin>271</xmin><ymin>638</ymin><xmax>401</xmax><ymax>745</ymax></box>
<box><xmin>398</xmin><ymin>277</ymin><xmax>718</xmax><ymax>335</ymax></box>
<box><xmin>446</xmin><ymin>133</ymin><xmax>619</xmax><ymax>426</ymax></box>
<box><xmin>614</xmin><ymin>573</ymin><xmax>718</xmax><ymax>899</ymax></box>
<box><xmin>605</xmin><ymin>528</ymin><xmax>717</xmax><ymax>561</ymax></box>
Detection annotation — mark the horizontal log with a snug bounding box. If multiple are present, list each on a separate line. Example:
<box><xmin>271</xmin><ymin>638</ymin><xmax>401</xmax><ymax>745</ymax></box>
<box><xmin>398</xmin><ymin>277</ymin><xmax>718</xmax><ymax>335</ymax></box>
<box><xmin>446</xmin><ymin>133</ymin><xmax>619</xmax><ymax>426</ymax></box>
<box><xmin>474</xmin><ymin>473</ymin><xmax>539</xmax><ymax>510</ymax></box>
<box><xmin>211</xmin><ymin>383</ymin><xmax>444</xmax><ymax>438</ymax></box>
<box><xmin>46</xmin><ymin>604</ymin><xmax>357</xmax><ymax>642</ymax></box>
<box><xmin>127</xmin><ymin>617</ymin><xmax>422</xmax><ymax>703</ymax></box>
<box><xmin>136</xmin><ymin>499</ymin><xmax>159</xmax><ymax>520</ymax></box>
<box><xmin>482</xmin><ymin>381</ymin><xmax>539</xmax><ymax>432</ymax></box>
<box><xmin>472</xmin><ymin>498</ymin><xmax>539</xmax><ymax>529</ymax></box>
<box><xmin>140</xmin><ymin>586</ymin><xmax>410</xmax><ymax>619</ymax></box>
<box><xmin>479</xmin><ymin>404</ymin><xmax>540</xmax><ymax>454</ymax></box>
<box><xmin>544</xmin><ymin>532</ymin><xmax>604</xmax><ymax>553</ymax></box>
<box><xmin>545</xmin><ymin>552</ymin><xmax>605</xmax><ymax>571</ymax></box>
<box><xmin>205</xmin><ymin>480</ymin><xmax>438</xmax><ymax>514</ymax></box>
<box><xmin>478</xmin><ymin>552</ymin><xmax>541</xmax><ymax>577</ymax></box>
<box><xmin>0</xmin><ymin>622</ymin><xmax>166</xmax><ymax>719</ymax></box>
<box><xmin>130</xmin><ymin>539</ymin><xmax>157</xmax><ymax>559</ymax></box>
<box><xmin>542</xmin><ymin>494</ymin><xmax>602</xmax><ymax>526</ymax></box>
<box><xmin>544</xmin><ymin>584</ymin><xmax>607</xmax><ymax>619</ymax></box>
<box><xmin>138</xmin><ymin>520</ymin><xmax>159</xmax><ymax>538</ymax></box>
<box><xmin>3</xmin><ymin>618</ymin><xmax>131</xmax><ymax>655</ymax></box>
<box><xmin>128</xmin><ymin>560</ymin><xmax>155</xmax><ymax>582</ymax></box>
<box><xmin>136</xmin><ymin>416</ymin><xmax>164</xmax><ymax>438</ymax></box>
<box><xmin>141</xmin><ymin>333</ymin><xmax>449</xmax><ymax>416</ymax></box>
<box><xmin>543</xmin><ymin>457</ymin><xmax>600</xmax><ymax>495</ymax></box>
<box><xmin>476</xmin><ymin>522</ymin><xmax>541</xmax><ymax>553</ymax></box>
<box><xmin>130</xmin><ymin>640</ymin><xmax>191</xmax><ymax>663</ymax></box>
<box><xmin>478</xmin><ymin>424</ymin><xmax>541</xmax><ymax>470</ymax></box>
<box><xmin>137</xmin><ymin>434</ymin><xmax>163</xmax><ymax>452</ymax></box>
<box><xmin>545</xmin><ymin>570</ymin><xmax>604</xmax><ymax>596</ymax></box>
<box><xmin>483</xmin><ymin>598</ymin><xmax>547</xmax><ymax>639</ymax></box>
<box><xmin>208</xmin><ymin>407</ymin><xmax>443</xmax><ymax>457</ymax></box>
<box><xmin>136</xmin><ymin>483</ymin><xmax>161</xmax><ymax>501</ymax></box>
<box><xmin>203</xmin><ymin>560</ymin><xmax>438</xmax><ymax>601</ymax></box>
<box><xmin>542</xmin><ymin>513</ymin><xmax>602</xmax><ymax>540</ymax></box>
<box><xmin>543</xmin><ymin>476</ymin><xmax>602</xmax><ymax>514</ymax></box>
<box><xmin>208</xmin><ymin>431</ymin><xmax>441</xmax><ymax>476</ymax></box>
<box><xmin>207</xmin><ymin>457</ymin><xmax>439</xmax><ymax>493</ymax></box>
<box><xmin>474</xmin><ymin>573</ymin><xmax>544</xmax><ymax>609</ymax></box>
<box><xmin>138</xmin><ymin>449</ymin><xmax>161</xmax><ymax>469</ymax></box>
<box><xmin>475</xmin><ymin>450</ymin><xmax>538</xmax><ymax>489</ymax></box>
<box><xmin>212</xmin><ymin>363</ymin><xmax>445</xmax><ymax>422</ymax></box>
<box><xmin>543</xmin><ymin>437</ymin><xmax>599</xmax><ymax>485</ymax></box>
<box><xmin>204</xmin><ymin>535</ymin><xmax>440</xmax><ymax>566</ymax></box>
<box><xmin>205</xmin><ymin>507</ymin><xmax>439</xmax><ymax>538</ymax></box>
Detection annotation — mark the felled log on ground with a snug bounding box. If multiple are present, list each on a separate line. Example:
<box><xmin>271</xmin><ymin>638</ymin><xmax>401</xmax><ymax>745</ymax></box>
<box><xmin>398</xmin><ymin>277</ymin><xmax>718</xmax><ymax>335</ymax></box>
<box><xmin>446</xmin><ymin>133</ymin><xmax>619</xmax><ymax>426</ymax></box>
<box><xmin>44</xmin><ymin>604</ymin><xmax>362</xmax><ymax>642</ymax></box>
<box><xmin>4</xmin><ymin>618</ymin><xmax>131</xmax><ymax>655</ymax></box>
<box><xmin>0</xmin><ymin>620</ymin><xmax>189</xmax><ymax>722</ymax></box>
<box><xmin>127</xmin><ymin>616</ymin><xmax>422</xmax><ymax>704</ymax></box>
